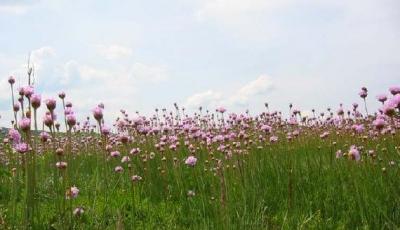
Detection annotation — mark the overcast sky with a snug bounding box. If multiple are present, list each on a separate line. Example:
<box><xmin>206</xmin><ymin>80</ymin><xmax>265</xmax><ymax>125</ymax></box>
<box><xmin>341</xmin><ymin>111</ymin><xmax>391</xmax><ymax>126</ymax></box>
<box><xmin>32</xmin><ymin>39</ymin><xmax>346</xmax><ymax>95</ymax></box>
<box><xmin>0</xmin><ymin>0</ymin><xmax>399</xmax><ymax>127</ymax></box>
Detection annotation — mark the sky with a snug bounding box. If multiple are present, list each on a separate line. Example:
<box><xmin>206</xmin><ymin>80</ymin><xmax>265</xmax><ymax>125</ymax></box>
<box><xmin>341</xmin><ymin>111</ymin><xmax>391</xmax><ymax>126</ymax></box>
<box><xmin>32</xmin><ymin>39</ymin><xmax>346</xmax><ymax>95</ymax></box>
<box><xmin>0</xmin><ymin>0</ymin><xmax>399</xmax><ymax>127</ymax></box>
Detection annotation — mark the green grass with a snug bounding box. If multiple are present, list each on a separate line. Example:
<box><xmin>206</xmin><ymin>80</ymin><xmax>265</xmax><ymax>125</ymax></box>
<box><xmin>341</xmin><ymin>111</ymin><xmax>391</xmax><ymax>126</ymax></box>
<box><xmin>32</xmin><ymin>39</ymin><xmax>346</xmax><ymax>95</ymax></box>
<box><xmin>1</xmin><ymin>129</ymin><xmax>399</xmax><ymax>229</ymax></box>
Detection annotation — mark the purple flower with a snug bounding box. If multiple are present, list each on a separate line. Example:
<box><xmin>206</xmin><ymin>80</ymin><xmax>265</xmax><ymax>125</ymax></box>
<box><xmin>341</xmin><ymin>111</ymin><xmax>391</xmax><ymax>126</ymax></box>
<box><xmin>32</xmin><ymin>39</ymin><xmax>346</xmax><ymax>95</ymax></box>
<box><xmin>15</xmin><ymin>142</ymin><xmax>29</xmax><ymax>154</ymax></box>
<box><xmin>31</xmin><ymin>94</ymin><xmax>41</xmax><ymax>109</ymax></box>
<box><xmin>92</xmin><ymin>106</ymin><xmax>103</xmax><ymax>121</ymax></box>
<box><xmin>18</xmin><ymin>118</ymin><xmax>31</xmax><ymax>132</ymax></box>
<box><xmin>348</xmin><ymin>146</ymin><xmax>360</xmax><ymax>161</ymax></box>
<box><xmin>8</xmin><ymin>76</ymin><xmax>15</xmax><ymax>85</ymax></box>
<box><xmin>185</xmin><ymin>155</ymin><xmax>197</xmax><ymax>167</ymax></box>
<box><xmin>66</xmin><ymin>114</ymin><xmax>77</xmax><ymax>128</ymax></box>
<box><xmin>389</xmin><ymin>86</ymin><xmax>400</xmax><ymax>95</ymax></box>
<box><xmin>8</xmin><ymin>129</ymin><xmax>21</xmax><ymax>143</ymax></box>
<box><xmin>46</xmin><ymin>98</ymin><xmax>57</xmax><ymax>111</ymax></box>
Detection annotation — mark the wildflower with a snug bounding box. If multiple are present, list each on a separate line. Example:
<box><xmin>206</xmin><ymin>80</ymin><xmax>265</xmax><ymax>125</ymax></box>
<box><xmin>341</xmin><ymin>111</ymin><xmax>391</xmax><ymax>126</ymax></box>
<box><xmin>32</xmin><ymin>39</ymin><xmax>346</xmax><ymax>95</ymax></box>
<box><xmin>15</xmin><ymin>142</ymin><xmax>29</xmax><ymax>154</ymax></box>
<box><xmin>18</xmin><ymin>118</ymin><xmax>31</xmax><ymax>132</ymax></box>
<box><xmin>66</xmin><ymin>186</ymin><xmax>79</xmax><ymax>199</ymax></box>
<box><xmin>348</xmin><ymin>146</ymin><xmax>361</xmax><ymax>161</ymax></box>
<box><xmin>40</xmin><ymin>132</ymin><xmax>50</xmax><ymax>143</ymax></box>
<box><xmin>114</xmin><ymin>166</ymin><xmax>123</xmax><ymax>173</ymax></box>
<box><xmin>73</xmin><ymin>207</ymin><xmax>84</xmax><ymax>216</ymax></box>
<box><xmin>185</xmin><ymin>155</ymin><xmax>197</xmax><ymax>166</ymax></box>
<box><xmin>336</xmin><ymin>150</ymin><xmax>343</xmax><ymax>158</ymax></box>
<box><xmin>93</xmin><ymin>106</ymin><xmax>103</xmax><ymax>121</ymax></box>
<box><xmin>130</xmin><ymin>148</ymin><xmax>140</xmax><ymax>155</ymax></box>
<box><xmin>66</xmin><ymin>114</ymin><xmax>77</xmax><ymax>128</ymax></box>
<box><xmin>131</xmin><ymin>175</ymin><xmax>142</xmax><ymax>182</ymax></box>
<box><xmin>8</xmin><ymin>129</ymin><xmax>21</xmax><ymax>143</ymax></box>
<box><xmin>187</xmin><ymin>190</ymin><xmax>196</xmax><ymax>197</ymax></box>
<box><xmin>110</xmin><ymin>151</ymin><xmax>120</xmax><ymax>157</ymax></box>
<box><xmin>270</xmin><ymin>136</ymin><xmax>278</xmax><ymax>143</ymax></box>
<box><xmin>121</xmin><ymin>156</ymin><xmax>131</xmax><ymax>163</ymax></box>
<box><xmin>13</xmin><ymin>103</ymin><xmax>20</xmax><ymax>112</ymax></box>
<box><xmin>46</xmin><ymin>98</ymin><xmax>57</xmax><ymax>111</ymax></box>
<box><xmin>28</xmin><ymin>94</ymin><xmax>41</xmax><ymax>109</ymax></box>
<box><xmin>58</xmin><ymin>91</ymin><xmax>66</xmax><ymax>99</ymax></box>
<box><xmin>101</xmin><ymin>126</ymin><xmax>111</xmax><ymax>135</ymax></box>
<box><xmin>389</xmin><ymin>86</ymin><xmax>400</xmax><ymax>95</ymax></box>
<box><xmin>8</xmin><ymin>76</ymin><xmax>15</xmax><ymax>85</ymax></box>
<box><xmin>56</xmin><ymin>161</ymin><xmax>68</xmax><ymax>169</ymax></box>
<box><xmin>373</xmin><ymin>118</ymin><xmax>386</xmax><ymax>130</ymax></box>
<box><xmin>376</xmin><ymin>94</ymin><xmax>387</xmax><ymax>103</ymax></box>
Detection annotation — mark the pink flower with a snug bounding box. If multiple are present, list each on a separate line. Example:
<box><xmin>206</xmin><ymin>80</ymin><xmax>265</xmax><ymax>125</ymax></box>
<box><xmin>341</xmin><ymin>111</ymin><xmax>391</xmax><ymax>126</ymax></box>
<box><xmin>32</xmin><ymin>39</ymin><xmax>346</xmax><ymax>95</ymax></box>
<box><xmin>66</xmin><ymin>114</ymin><xmax>77</xmax><ymax>128</ymax></box>
<box><xmin>348</xmin><ymin>146</ymin><xmax>360</xmax><ymax>161</ymax></box>
<box><xmin>376</xmin><ymin>94</ymin><xmax>387</xmax><ymax>103</ymax></box>
<box><xmin>269</xmin><ymin>136</ymin><xmax>278</xmax><ymax>143</ymax></box>
<box><xmin>73</xmin><ymin>207</ymin><xmax>84</xmax><ymax>216</ymax></box>
<box><xmin>373</xmin><ymin>118</ymin><xmax>386</xmax><ymax>130</ymax></box>
<box><xmin>131</xmin><ymin>175</ymin><xmax>142</xmax><ymax>182</ymax></box>
<box><xmin>19</xmin><ymin>118</ymin><xmax>31</xmax><ymax>132</ymax></box>
<box><xmin>40</xmin><ymin>132</ymin><xmax>50</xmax><ymax>142</ymax></box>
<box><xmin>8</xmin><ymin>76</ymin><xmax>15</xmax><ymax>85</ymax></box>
<box><xmin>121</xmin><ymin>156</ymin><xmax>131</xmax><ymax>163</ymax></box>
<box><xmin>56</xmin><ymin>161</ymin><xmax>68</xmax><ymax>169</ymax></box>
<box><xmin>31</xmin><ymin>94</ymin><xmax>41</xmax><ymax>109</ymax></box>
<box><xmin>23</xmin><ymin>86</ymin><xmax>34</xmax><ymax>98</ymax></box>
<box><xmin>185</xmin><ymin>155</ymin><xmax>197</xmax><ymax>166</ymax></box>
<box><xmin>15</xmin><ymin>142</ymin><xmax>29</xmax><ymax>154</ymax></box>
<box><xmin>92</xmin><ymin>106</ymin><xmax>103</xmax><ymax>121</ymax></box>
<box><xmin>110</xmin><ymin>151</ymin><xmax>120</xmax><ymax>157</ymax></box>
<box><xmin>336</xmin><ymin>150</ymin><xmax>343</xmax><ymax>158</ymax></box>
<box><xmin>45</xmin><ymin>98</ymin><xmax>57</xmax><ymax>111</ymax></box>
<box><xmin>129</xmin><ymin>148</ymin><xmax>140</xmax><ymax>155</ymax></box>
<box><xmin>389</xmin><ymin>86</ymin><xmax>400</xmax><ymax>95</ymax></box>
<box><xmin>66</xmin><ymin>186</ymin><xmax>79</xmax><ymax>199</ymax></box>
<box><xmin>8</xmin><ymin>129</ymin><xmax>21</xmax><ymax>143</ymax></box>
<box><xmin>58</xmin><ymin>91</ymin><xmax>66</xmax><ymax>99</ymax></box>
<box><xmin>359</xmin><ymin>89</ymin><xmax>368</xmax><ymax>99</ymax></box>
<box><xmin>114</xmin><ymin>166</ymin><xmax>123</xmax><ymax>173</ymax></box>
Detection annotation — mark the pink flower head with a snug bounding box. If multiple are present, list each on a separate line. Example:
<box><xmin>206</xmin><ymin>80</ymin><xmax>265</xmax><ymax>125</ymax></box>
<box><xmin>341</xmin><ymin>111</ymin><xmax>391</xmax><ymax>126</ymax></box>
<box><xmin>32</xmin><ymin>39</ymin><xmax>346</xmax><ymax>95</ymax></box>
<box><xmin>185</xmin><ymin>155</ymin><xmax>197</xmax><ymax>166</ymax></box>
<box><xmin>359</xmin><ymin>89</ymin><xmax>368</xmax><ymax>99</ymax></box>
<box><xmin>130</xmin><ymin>148</ymin><xmax>140</xmax><ymax>155</ymax></box>
<box><xmin>216</xmin><ymin>107</ymin><xmax>226</xmax><ymax>113</ymax></box>
<box><xmin>58</xmin><ymin>91</ymin><xmax>66</xmax><ymax>99</ymax></box>
<box><xmin>348</xmin><ymin>146</ymin><xmax>360</xmax><ymax>161</ymax></box>
<box><xmin>8</xmin><ymin>76</ymin><xmax>15</xmax><ymax>85</ymax></box>
<box><xmin>114</xmin><ymin>166</ymin><xmax>123</xmax><ymax>173</ymax></box>
<box><xmin>110</xmin><ymin>151</ymin><xmax>121</xmax><ymax>157</ymax></box>
<box><xmin>13</xmin><ymin>103</ymin><xmax>20</xmax><ymax>112</ymax></box>
<box><xmin>269</xmin><ymin>135</ymin><xmax>278</xmax><ymax>143</ymax></box>
<box><xmin>40</xmin><ymin>132</ymin><xmax>50</xmax><ymax>142</ymax></box>
<box><xmin>31</xmin><ymin>94</ymin><xmax>41</xmax><ymax>109</ymax></box>
<box><xmin>92</xmin><ymin>106</ymin><xmax>103</xmax><ymax>121</ymax></box>
<box><xmin>389</xmin><ymin>86</ymin><xmax>400</xmax><ymax>95</ymax></box>
<box><xmin>56</xmin><ymin>161</ymin><xmax>68</xmax><ymax>169</ymax></box>
<box><xmin>131</xmin><ymin>175</ymin><xmax>142</xmax><ymax>182</ymax></box>
<box><xmin>373</xmin><ymin>118</ymin><xmax>386</xmax><ymax>130</ymax></box>
<box><xmin>121</xmin><ymin>156</ymin><xmax>131</xmax><ymax>163</ymax></box>
<box><xmin>19</xmin><ymin>118</ymin><xmax>31</xmax><ymax>132</ymax></box>
<box><xmin>376</xmin><ymin>94</ymin><xmax>387</xmax><ymax>103</ymax></box>
<box><xmin>8</xmin><ymin>129</ymin><xmax>21</xmax><ymax>143</ymax></box>
<box><xmin>73</xmin><ymin>207</ymin><xmax>84</xmax><ymax>216</ymax></box>
<box><xmin>336</xmin><ymin>150</ymin><xmax>343</xmax><ymax>158</ymax></box>
<box><xmin>101</xmin><ymin>126</ymin><xmax>111</xmax><ymax>135</ymax></box>
<box><xmin>15</xmin><ymin>142</ymin><xmax>29</xmax><ymax>154</ymax></box>
<box><xmin>46</xmin><ymin>98</ymin><xmax>57</xmax><ymax>111</ymax></box>
<box><xmin>43</xmin><ymin>114</ymin><xmax>54</xmax><ymax>128</ymax></box>
<box><xmin>23</xmin><ymin>86</ymin><xmax>34</xmax><ymax>98</ymax></box>
<box><xmin>66</xmin><ymin>186</ymin><xmax>79</xmax><ymax>199</ymax></box>
<box><xmin>66</xmin><ymin>114</ymin><xmax>77</xmax><ymax>128</ymax></box>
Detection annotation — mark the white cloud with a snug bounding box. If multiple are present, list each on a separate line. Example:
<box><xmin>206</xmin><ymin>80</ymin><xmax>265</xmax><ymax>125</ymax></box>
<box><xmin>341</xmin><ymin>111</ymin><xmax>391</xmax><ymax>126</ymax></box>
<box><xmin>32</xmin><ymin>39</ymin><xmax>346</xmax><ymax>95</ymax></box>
<box><xmin>184</xmin><ymin>75</ymin><xmax>274</xmax><ymax>110</ymax></box>
<box><xmin>185</xmin><ymin>90</ymin><xmax>222</xmax><ymax>108</ymax></box>
<box><xmin>129</xmin><ymin>62</ymin><xmax>168</xmax><ymax>83</ymax></box>
<box><xmin>228</xmin><ymin>75</ymin><xmax>273</xmax><ymax>106</ymax></box>
<box><xmin>96</xmin><ymin>44</ymin><xmax>132</xmax><ymax>60</ymax></box>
